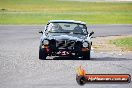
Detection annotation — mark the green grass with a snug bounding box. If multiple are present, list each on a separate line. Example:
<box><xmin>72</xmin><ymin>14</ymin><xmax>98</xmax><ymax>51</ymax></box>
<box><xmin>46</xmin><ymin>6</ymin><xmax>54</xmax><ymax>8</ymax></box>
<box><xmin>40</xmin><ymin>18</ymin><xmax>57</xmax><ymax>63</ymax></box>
<box><xmin>0</xmin><ymin>0</ymin><xmax>132</xmax><ymax>24</ymax></box>
<box><xmin>110</xmin><ymin>37</ymin><xmax>132</xmax><ymax>50</ymax></box>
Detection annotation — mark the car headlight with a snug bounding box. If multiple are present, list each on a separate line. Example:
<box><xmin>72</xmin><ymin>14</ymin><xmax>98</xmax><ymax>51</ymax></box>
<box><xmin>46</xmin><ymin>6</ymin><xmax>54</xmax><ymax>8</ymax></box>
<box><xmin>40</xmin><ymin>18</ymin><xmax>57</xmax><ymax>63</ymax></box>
<box><xmin>83</xmin><ymin>42</ymin><xmax>88</xmax><ymax>47</ymax></box>
<box><xmin>43</xmin><ymin>40</ymin><xmax>49</xmax><ymax>45</ymax></box>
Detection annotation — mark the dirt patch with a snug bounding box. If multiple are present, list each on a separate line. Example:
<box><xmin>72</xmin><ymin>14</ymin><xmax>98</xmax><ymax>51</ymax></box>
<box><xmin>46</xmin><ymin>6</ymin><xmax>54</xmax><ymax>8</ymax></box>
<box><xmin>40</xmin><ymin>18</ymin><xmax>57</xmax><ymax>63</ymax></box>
<box><xmin>92</xmin><ymin>35</ymin><xmax>132</xmax><ymax>54</ymax></box>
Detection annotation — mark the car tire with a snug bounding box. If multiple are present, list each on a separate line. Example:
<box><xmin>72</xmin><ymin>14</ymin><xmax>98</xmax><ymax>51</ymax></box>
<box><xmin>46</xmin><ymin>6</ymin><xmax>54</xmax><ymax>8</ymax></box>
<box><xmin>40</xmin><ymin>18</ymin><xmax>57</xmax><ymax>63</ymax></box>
<box><xmin>39</xmin><ymin>47</ymin><xmax>47</xmax><ymax>60</ymax></box>
<box><xmin>83</xmin><ymin>51</ymin><xmax>90</xmax><ymax>60</ymax></box>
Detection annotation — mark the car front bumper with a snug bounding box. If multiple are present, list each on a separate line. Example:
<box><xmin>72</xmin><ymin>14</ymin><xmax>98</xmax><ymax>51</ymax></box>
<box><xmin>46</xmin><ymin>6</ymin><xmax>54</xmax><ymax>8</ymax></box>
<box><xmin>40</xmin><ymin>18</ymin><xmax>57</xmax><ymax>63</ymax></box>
<box><xmin>41</xmin><ymin>45</ymin><xmax>90</xmax><ymax>56</ymax></box>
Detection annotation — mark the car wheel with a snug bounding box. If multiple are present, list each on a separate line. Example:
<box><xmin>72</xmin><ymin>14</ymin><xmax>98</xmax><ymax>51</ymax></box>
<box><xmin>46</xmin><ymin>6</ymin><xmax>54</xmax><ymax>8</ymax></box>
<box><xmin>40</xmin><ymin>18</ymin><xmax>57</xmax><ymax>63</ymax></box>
<box><xmin>83</xmin><ymin>51</ymin><xmax>90</xmax><ymax>60</ymax></box>
<box><xmin>39</xmin><ymin>48</ymin><xmax>47</xmax><ymax>60</ymax></box>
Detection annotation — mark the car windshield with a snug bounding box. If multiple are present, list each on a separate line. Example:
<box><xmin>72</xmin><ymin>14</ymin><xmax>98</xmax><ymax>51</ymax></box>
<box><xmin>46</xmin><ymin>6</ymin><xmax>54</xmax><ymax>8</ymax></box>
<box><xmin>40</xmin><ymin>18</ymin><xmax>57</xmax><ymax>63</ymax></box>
<box><xmin>46</xmin><ymin>22</ymin><xmax>88</xmax><ymax>35</ymax></box>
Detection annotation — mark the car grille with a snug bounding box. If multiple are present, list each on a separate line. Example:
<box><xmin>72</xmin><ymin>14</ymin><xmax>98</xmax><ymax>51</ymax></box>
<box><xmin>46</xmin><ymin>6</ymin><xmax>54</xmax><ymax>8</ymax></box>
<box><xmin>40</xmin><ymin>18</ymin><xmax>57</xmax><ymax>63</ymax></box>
<box><xmin>56</xmin><ymin>40</ymin><xmax>75</xmax><ymax>50</ymax></box>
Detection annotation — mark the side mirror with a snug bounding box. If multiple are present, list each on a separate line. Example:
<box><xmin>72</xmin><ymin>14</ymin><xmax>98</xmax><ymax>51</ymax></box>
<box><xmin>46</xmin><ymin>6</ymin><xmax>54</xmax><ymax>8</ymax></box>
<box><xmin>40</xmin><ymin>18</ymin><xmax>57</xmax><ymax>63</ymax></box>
<box><xmin>39</xmin><ymin>31</ymin><xmax>43</xmax><ymax>34</ymax></box>
<box><xmin>89</xmin><ymin>31</ymin><xmax>94</xmax><ymax>37</ymax></box>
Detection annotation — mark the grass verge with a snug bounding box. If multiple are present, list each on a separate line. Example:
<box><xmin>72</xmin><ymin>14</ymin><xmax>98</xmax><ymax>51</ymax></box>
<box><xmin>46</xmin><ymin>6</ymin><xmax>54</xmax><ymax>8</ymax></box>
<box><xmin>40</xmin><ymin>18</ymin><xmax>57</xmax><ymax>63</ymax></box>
<box><xmin>0</xmin><ymin>0</ymin><xmax>132</xmax><ymax>24</ymax></box>
<box><xmin>110</xmin><ymin>37</ymin><xmax>132</xmax><ymax>51</ymax></box>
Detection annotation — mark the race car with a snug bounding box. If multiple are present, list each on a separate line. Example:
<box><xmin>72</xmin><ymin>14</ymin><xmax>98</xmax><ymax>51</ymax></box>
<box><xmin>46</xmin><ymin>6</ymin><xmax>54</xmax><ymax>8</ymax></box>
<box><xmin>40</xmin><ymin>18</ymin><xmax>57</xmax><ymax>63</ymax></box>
<box><xmin>39</xmin><ymin>20</ymin><xmax>94</xmax><ymax>60</ymax></box>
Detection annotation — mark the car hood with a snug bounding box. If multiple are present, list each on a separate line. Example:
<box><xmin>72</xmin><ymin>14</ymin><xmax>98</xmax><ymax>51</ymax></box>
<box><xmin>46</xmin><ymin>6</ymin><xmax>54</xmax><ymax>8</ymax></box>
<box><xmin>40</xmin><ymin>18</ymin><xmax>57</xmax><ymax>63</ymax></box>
<box><xmin>45</xmin><ymin>33</ymin><xmax>89</xmax><ymax>42</ymax></box>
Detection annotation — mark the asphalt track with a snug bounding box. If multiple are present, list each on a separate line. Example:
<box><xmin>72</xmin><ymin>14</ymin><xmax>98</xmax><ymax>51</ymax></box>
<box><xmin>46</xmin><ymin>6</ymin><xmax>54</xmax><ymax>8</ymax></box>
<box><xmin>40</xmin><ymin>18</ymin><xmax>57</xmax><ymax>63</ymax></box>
<box><xmin>0</xmin><ymin>25</ymin><xmax>132</xmax><ymax>88</ymax></box>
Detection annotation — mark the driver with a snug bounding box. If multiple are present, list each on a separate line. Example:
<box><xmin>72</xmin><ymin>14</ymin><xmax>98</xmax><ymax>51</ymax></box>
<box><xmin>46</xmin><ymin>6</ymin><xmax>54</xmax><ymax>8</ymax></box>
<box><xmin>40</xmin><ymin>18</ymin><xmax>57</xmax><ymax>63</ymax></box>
<box><xmin>73</xmin><ymin>24</ymin><xmax>83</xmax><ymax>33</ymax></box>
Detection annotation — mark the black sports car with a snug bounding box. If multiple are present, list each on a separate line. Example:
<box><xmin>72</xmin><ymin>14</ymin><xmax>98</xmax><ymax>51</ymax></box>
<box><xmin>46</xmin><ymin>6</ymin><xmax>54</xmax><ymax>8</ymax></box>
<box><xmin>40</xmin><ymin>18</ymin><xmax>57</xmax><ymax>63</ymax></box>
<box><xmin>39</xmin><ymin>20</ymin><xmax>94</xmax><ymax>60</ymax></box>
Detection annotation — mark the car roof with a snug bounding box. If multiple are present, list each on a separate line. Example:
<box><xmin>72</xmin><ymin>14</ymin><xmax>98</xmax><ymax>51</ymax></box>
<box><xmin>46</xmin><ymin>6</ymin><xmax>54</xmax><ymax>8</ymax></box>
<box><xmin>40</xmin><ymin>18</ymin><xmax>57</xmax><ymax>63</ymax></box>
<box><xmin>48</xmin><ymin>20</ymin><xmax>86</xmax><ymax>25</ymax></box>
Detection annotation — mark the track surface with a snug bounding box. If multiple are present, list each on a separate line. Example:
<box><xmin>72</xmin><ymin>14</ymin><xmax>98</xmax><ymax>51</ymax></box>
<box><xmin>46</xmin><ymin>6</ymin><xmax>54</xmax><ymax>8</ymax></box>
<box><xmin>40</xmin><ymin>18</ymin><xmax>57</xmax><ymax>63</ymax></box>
<box><xmin>0</xmin><ymin>25</ymin><xmax>132</xmax><ymax>88</ymax></box>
